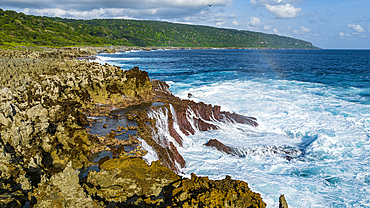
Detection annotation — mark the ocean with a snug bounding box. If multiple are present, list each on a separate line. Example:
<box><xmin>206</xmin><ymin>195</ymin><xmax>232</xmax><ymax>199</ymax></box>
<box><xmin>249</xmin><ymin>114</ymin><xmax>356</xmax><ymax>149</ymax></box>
<box><xmin>96</xmin><ymin>49</ymin><xmax>370</xmax><ymax>207</ymax></box>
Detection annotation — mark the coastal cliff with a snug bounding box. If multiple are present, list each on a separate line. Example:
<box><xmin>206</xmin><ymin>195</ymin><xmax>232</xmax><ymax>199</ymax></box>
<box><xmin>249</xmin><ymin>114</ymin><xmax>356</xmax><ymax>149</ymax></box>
<box><xmin>0</xmin><ymin>48</ymin><xmax>267</xmax><ymax>207</ymax></box>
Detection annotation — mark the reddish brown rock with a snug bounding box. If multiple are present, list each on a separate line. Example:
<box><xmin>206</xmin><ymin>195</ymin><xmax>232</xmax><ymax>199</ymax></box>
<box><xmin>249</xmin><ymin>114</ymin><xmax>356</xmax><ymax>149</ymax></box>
<box><xmin>169</xmin><ymin>142</ymin><xmax>185</xmax><ymax>169</ymax></box>
<box><xmin>135</xmin><ymin>79</ymin><xmax>260</xmax><ymax>173</ymax></box>
<box><xmin>205</xmin><ymin>139</ymin><xmax>237</xmax><ymax>155</ymax></box>
<box><xmin>168</xmin><ymin>116</ymin><xmax>183</xmax><ymax>146</ymax></box>
<box><xmin>222</xmin><ymin>111</ymin><xmax>259</xmax><ymax>127</ymax></box>
<box><xmin>170</xmin><ymin>100</ymin><xmax>221</xmax><ymax>135</ymax></box>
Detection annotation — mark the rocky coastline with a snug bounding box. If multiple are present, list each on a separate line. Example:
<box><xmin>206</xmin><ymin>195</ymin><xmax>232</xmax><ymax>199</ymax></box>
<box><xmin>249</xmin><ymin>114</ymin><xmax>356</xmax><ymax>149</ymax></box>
<box><xmin>0</xmin><ymin>48</ymin><xmax>283</xmax><ymax>207</ymax></box>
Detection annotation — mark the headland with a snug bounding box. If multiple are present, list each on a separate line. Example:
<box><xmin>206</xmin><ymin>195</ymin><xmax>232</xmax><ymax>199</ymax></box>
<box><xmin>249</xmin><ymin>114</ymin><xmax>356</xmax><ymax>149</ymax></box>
<box><xmin>0</xmin><ymin>47</ymin><xmax>286</xmax><ymax>207</ymax></box>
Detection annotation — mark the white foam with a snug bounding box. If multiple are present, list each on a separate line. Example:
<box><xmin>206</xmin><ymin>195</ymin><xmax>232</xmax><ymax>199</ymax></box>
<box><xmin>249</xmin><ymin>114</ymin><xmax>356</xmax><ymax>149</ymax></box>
<box><xmin>147</xmin><ymin>106</ymin><xmax>181</xmax><ymax>148</ymax></box>
<box><xmin>99</xmin><ymin>50</ymin><xmax>370</xmax><ymax>207</ymax></box>
<box><xmin>95</xmin><ymin>56</ymin><xmax>141</xmax><ymax>64</ymax></box>
<box><xmin>169</xmin><ymin>104</ymin><xmax>187</xmax><ymax>142</ymax></box>
<box><xmin>173</xmin><ymin>79</ymin><xmax>370</xmax><ymax>207</ymax></box>
<box><xmin>137</xmin><ymin>137</ymin><xmax>159</xmax><ymax>164</ymax></box>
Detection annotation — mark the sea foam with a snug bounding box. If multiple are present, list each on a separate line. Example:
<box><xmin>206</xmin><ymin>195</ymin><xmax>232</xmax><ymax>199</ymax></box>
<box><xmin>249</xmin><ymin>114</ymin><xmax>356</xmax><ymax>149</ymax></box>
<box><xmin>172</xmin><ymin>79</ymin><xmax>370</xmax><ymax>207</ymax></box>
<box><xmin>102</xmin><ymin>49</ymin><xmax>370</xmax><ymax>207</ymax></box>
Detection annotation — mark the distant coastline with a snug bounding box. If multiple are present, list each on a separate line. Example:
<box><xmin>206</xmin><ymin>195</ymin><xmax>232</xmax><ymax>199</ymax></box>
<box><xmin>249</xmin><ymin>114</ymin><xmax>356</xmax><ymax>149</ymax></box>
<box><xmin>0</xmin><ymin>8</ymin><xmax>319</xmax><ymax>50</ymax></box>
<box><xmin>74</xmin><ymin>45</ymin><xmax>321</xmax><ymax>60</ymax></box>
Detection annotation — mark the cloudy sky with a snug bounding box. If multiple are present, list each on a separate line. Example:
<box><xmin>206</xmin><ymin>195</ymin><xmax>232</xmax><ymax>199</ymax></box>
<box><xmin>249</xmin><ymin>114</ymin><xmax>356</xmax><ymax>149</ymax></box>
<box><xmin>1</xmin><ymin>0</ymin><xmax>370</xmax><ymax>49</ymax></box>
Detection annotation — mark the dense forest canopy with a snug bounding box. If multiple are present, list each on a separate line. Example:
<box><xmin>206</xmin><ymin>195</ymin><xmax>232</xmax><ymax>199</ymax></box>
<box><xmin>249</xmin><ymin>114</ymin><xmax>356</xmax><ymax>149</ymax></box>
<box><xmin>0</xmin><ymin>8</ymin><xmax>318</xmax><ymax>49</ymax></box>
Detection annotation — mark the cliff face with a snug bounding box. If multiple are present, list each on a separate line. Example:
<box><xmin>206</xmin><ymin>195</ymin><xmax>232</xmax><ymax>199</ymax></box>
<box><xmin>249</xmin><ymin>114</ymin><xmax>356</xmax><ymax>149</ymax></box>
<box><xmin>0</xmin><ymin>48</ymin><xmax>266</xmax><ymax>207</ymax></box>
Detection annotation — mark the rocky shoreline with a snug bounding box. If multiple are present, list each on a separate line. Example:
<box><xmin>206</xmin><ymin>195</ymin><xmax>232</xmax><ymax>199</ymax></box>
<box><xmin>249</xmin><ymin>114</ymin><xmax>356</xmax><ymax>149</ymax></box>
<box><xmin>0</xmin><ymin>48</ymin><xmax>285</xmax><ymax>207</ymax></box>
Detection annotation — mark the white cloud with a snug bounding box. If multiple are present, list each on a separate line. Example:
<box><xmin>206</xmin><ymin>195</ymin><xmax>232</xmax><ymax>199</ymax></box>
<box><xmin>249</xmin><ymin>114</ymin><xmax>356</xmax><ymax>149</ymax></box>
<box><xmin>24</xmin><ymin>8</ymin><xmax>108</xmax><ymax>19</ymax></box>
<box><xmin>339</xmin><ymin>32</ymin><xmax>351</xmax><ymax>37</ymax></box>
<box><xmin>246</xmin><ymin>16</ymin><xmax>275</xmax><ymax>32</ymax></box>
<box><xmin>155</xmin><ymin>0</ymin><xmax>233</xmax><ymax>8</ymax></box>
<box><xmin>10</xmin><ymin>0</ymin><xmax>233</xmax><ymax>21</ymax></box>
<box><xmin>250</xmin><ymin>0</ymin><xmax>301</xmax><ymax>19</ymax></box>
<box><xmin>250</xmin><ymin>0</ymin><xmax>257</xmax><ymax>4</ymax></box>
<box><xmin>216</xmin><ymin>21</ymin><xmax>226</xmax><ymax>26</ymax></box>
<box><xmin>250</xmin><ymin>0</ymin><xmax>295</xmax><ymax>6</ymax></box>
<box><xmin>232</xmin><ymin>19</ymin><xmax>239</xmax><ymax>26</ymax></box>
<box><xmin>347</xmin><ymin>24</ymin><xmax>364</xmax><ymax>33</ymax></box>
<box><xmin>265</xmin><ymin>4</ymin><xmax>301</xmax><ymax>19</ymax></box>
<box><xmin>5</xmin><ymin>0</ymin><xmax>234</xmax><ymax>10</ymax></box>
<box><xmin>300</xmin><ymin>26</ymin><xmax>310</xmax><ymax>33</ymax></box>
<box><xmin>273</xmin><ymin>28</ymin><xmax>278</xmax><ymax>33</ymax></box>
<box><xmin>290</xmin><ymin>26</ymin><xmax>311</xmax><ymax>35</ymax></box>
<box><xmin>249</xmin><ymin>17</ymin><xmax>262</xmax><ymax>26</ymax></box>
<box><xmin>264</xmin><ymin>25</ymin><xmax>272</xmax><ymax>30</ymax></box>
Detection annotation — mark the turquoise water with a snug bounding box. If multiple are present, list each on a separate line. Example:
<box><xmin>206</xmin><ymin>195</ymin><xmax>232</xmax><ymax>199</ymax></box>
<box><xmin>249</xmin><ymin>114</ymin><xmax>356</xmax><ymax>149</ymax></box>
<box><xmin>97</xmin><ymin>49</ymin><xmax>370</xmax><ymax>207</ymax></box>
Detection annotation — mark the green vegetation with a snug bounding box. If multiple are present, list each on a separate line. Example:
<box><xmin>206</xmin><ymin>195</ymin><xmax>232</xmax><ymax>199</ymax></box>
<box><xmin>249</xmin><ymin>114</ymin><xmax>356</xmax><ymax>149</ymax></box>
<box><xmin>0</xmin><ymin>8</ymin><xmax>318</xmax><ymax>49</ymax></box>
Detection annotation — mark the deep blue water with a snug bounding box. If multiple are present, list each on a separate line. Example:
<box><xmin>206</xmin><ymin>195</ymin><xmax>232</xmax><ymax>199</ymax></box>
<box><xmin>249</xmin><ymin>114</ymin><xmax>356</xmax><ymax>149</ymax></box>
<box><xmin>100</xmin><ymin>49</ymin><xmax>370</xmax><ymax>87</ymax></box>
<box><xmin>97</xmin><ymin>49</ymin><xmax>370</xmax><ymax>207</ymax></box>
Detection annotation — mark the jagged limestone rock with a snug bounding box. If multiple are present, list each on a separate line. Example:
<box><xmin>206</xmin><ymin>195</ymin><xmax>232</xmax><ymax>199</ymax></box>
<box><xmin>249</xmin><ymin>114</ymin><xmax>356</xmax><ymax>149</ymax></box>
<box><xmin>0</xmin><ymin>49</ymin><xmax>267</xmax><ymax>208</ymax></box>
<box><xmin>0</xmin><ymin>191</ymin><xmax>25</xmax><ymax>208</ymax></box>
<box><xmin>0</xmin><ymin>52</ymin><xmax>155</xmax><ymax>173</ymax></box>
<box><xmin>1</xmin><ymin>51</ymin><xmax>156</xmax><ymax>207</ymax></box>
<box><xmin>165</xmin><ymin>173</ymin><xmax>266</xmax><ymax>208</ymax></box>
<box><xmin>84</xmin><ymin>157</ymin><xmax>180</xmax><ymax>203</ymax></box>
<box><xmin>279</xmin><ymin>194</ymin><xmax>289</xmax><ymax>208</ymax></box>
<box><xmin>83</xmin><ymin>157</ymin><xmax>266</xmax><ymax>208</ymax></box>
<box><xmin>32</xmin><ymin>162</ymin><xmax>96</xmax><ymax>208</ymax></box>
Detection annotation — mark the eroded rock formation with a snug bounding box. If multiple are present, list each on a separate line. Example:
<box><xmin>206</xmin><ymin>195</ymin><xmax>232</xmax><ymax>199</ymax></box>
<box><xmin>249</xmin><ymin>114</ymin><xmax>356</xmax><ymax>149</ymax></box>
<box><xmin>0</xmin><ymin>48</ymin><xmax>267</xmax><ymax>207</ymax></box>
<box><xmin>83</xmin><ymin>157</ymin><xmax>266</xmax><ymax>207</ymax></box>
<box><xmin>205</xmin><ymin>139</ymin><xmax>237</xmax><ymax>155</ymax></box>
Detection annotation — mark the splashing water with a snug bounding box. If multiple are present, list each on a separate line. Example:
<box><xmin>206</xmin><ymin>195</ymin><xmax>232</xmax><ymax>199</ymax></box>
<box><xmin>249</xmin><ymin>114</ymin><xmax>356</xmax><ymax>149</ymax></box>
<box><xmin>97</xmin><ymin>49</ymin><xmax>370</xmax><ymax>207</ymax></box>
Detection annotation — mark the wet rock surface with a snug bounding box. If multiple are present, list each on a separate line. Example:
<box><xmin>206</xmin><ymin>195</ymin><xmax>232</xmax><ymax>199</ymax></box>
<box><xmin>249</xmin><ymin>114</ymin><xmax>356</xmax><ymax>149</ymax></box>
<box><xmin>0</xmin><ymin>48</ymin><xmax>268</xmax><ymax>207</ymax></box>
<box><xmin>204</xmin><ymin>139</ymin><xmax>303</xmax><ymax>161</ymax></box>
<box><xmin>221</xmin><ymin>112</ymin><xmax>259</xmax><ymax>127</ymax></box>
<box><xmin>279</xmin><ymin>194</ymin><xmax>289</xmax><ymax>208</ymax></box>
<box><xmin>205</xmin><ymin>139</ymin><xmax>237</xmax><ymax>155</ymax></box>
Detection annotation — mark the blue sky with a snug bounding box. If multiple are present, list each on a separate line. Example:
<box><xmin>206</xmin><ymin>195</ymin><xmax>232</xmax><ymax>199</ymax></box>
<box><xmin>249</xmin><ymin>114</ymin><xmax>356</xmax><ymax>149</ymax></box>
<box><xmin>1</xmin><ymin>0</ymin><xmax>369</xmax><ymax>49</ymax></box>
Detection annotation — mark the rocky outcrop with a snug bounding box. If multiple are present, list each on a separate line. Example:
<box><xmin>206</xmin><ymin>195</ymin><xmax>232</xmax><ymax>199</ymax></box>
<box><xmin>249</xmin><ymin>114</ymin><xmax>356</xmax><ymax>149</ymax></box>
<box><xmin>279</xmin><ymin>194</ymin><xmax>289</xmax><ymax>208</ymax></box>
<box><xmin>134</xmin><ymin>100</ymin><xmax>224</xmax><ymax>173</ymax></box>
<box><xmin>83</xmin><ymin>156</ymin><xmax>266</xmax><ymax>208</ymax></box>
<box><xmin>0</xmin><ymin>48</ymin><xmax>87</xmax><ymax>59</ymax></box>
<box><xmin>166</xmin><ymin>173</ymin><xmax>266</xmax><ymax>208</ymax></box>
<box><xmin>32</xmin><ymin>162</ymin><xmax>95</xmax><ymax>208</ymax></box>
<box><xmin>0</xmin><ymin>50</ymin><xmax>154</xmax><ymax>206</ymax></box>
<box><xmin>84</xmin><ymin>157</ymin><xmax>180</xmax><ymax>206</ymax></box>
<box><xmin>204</xmin><ymin>139</ymin><xmax>303</xmax><ymax>161</ymax></box>
<box><xmin>0</xmin><ymin>48</ymin><xmax>267</xmax><ymax>207</ymax></box>
<box><xmin>0</xmin><ymin>54</ymin><xmax>154</xmax><ymax>171</ymax></box>
<box><xmin>221</xmin><ymin>112</ymin><xmax>259</xmax><ymax>127</ymax></box>
<box><xmin>135</xmin><ymin>80</ymin><xmax>260</xmax><ymax>173</ymax></box>
<box><xmin>205</xmin><ymin>139</ymin><xmax>237</xmax><ymax>155</ymax></box>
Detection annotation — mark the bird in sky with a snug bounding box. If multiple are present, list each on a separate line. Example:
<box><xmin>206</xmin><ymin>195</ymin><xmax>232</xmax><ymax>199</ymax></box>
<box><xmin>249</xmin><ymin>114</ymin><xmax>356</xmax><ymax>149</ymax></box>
<box><xmin>207</xmin><ymin>3</ymin><xmax>213</xmax><ymax>7</ymax></box>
